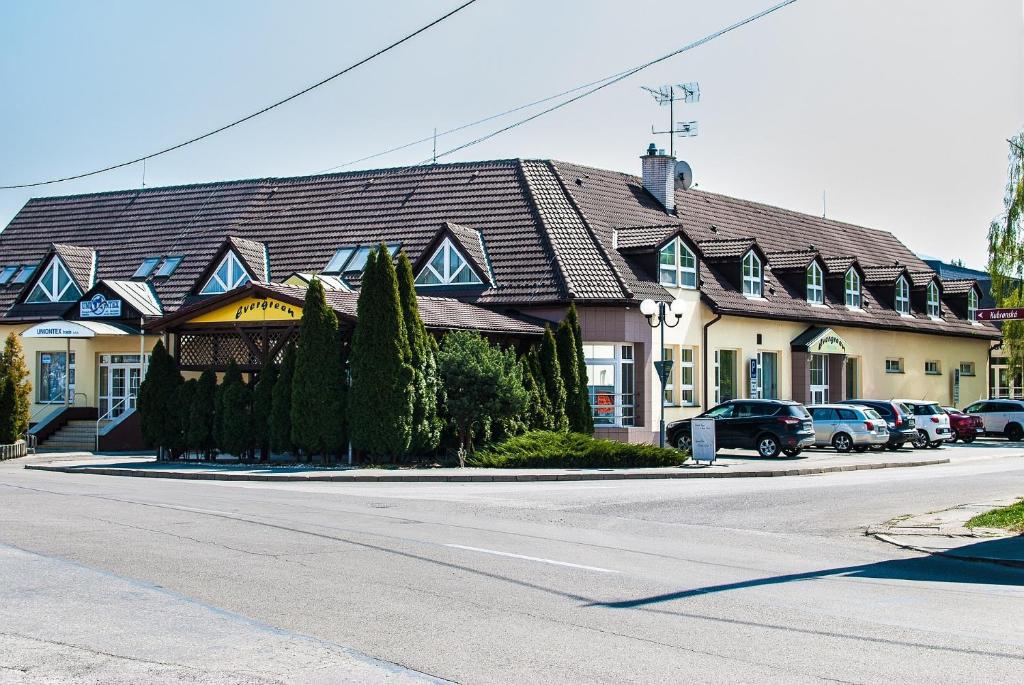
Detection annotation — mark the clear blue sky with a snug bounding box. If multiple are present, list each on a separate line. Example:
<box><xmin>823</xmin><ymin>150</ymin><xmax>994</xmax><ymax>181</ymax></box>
<box><xmin>1</xmin><ymin>0</ymin><xmax>1021</xmax><ymax>268</ymax></box>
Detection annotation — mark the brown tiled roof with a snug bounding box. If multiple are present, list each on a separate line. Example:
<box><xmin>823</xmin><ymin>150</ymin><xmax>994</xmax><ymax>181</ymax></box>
<box><xmin>940</xmin><ymin>279</ymin><xmax>979</xmax><ymax>295</ymax></box>
<box><xmin>442</xmin><ymin>221</ymin><xmax>493</xmax><ymax>284</ymax></box>
<box><xmin>52</xmin><ymin>244</ymin><xmax>96</xmax><ymax>291</ymax></box>
<box><xmin>823</xmin><ymin>256</ymin><xmax>858</xmax><ymax>274</ymax></box>
<box><xmin>862</xmin><ymin>265</ymin><xmax>908</xmax><ymax>283</ymax></box>
<box><xmin>765</xmin><ymin>250</ymin><xmax>817</xmax><ymax>271</ymax></box>
<box><xmin>909</xmin><ymin>270</ymin><xmax>938</xmax><ymax>288</ymax></box>
<box><xmin>226</xmin><ymin>236</ymin><xmax>269</xmax><ymax>283</ymax></box>
<box><xmin>698</xmin><ymin>238</ymin><xmax>756</xmax><ymax>259</ymax></box>
<box><xmin>614</xmin><ymin>225</ymin><xmax>678</xmax><ymax>251</ymax></box>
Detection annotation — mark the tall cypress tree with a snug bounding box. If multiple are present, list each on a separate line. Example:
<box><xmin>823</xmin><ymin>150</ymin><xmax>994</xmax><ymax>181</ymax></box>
<box><xmin>270</xmin><ymin>342</ymin><xmax>296</xmax><ymax>456</ymax></box>
<box><xmin>291</xmin><ymin>279</ymin><xmax>346</xmax><ymax>461</ymax></box>
<box><xmin>250</xmin><ymin>364</ymin><xmax>278</xmax><ymax>462</ymax></box>
<box><xmin>349</xmin><ymin>244</ymin><xmax>414</xmax><ymax>460</ymax></box>
<box><xmin>175</xmin><ymin>379</ymin><xmax>198</xmax><ymax>456</ymax></box>
<box><xmin>218</xmin><ymin>360</ymin><xmax>252</xmax><ymax>459</ymax></box>
<box><xmin>525</xmin><ymin>345</ymin><xmax>553</xmax><ymax>430</ymax></box>
<box><xmin>138</xmin><ymin>340</ymin><xmax>183</xmax><ymax>458</ymax></box>
<box><xmin>396</xmin><ymin>251</ymin><xmax>441</xmax><ymax>456</ymax></box>
<box><xmin>564</xmin><ymin>303</ymin><xmax>593</xmax><ymax>434</ymax></box>
<box><xmin>538</xmin><ymin>326</ymin><xmax>568</xmax><ymax>431</ymax></box>
<box><xmin>519</xmin><ymin>355</ymin><xmax>547</xmax><ymax>431</ymax></box>
<box><xmin>188</xmin><ymin>370</ymin><xmax>217</xmax><ymax>460</ymax></box>
<box><xmin>1</xmin><ymin>334</ymin><xmax>31</xmax><ymax>440</ymax></box>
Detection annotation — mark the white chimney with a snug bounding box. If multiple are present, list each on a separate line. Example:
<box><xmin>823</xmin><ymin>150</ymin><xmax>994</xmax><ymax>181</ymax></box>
<box><xmin>641</xmin><ymin>143</ymin><xmax>676</xmax><ymax>213</ymax></box>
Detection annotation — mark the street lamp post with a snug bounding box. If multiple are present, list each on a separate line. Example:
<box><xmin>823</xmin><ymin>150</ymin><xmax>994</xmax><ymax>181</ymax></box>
<box><xmin>640</xmin><ymin>298</ymin><xmax>687</xmax><ymax>448</ymax></box>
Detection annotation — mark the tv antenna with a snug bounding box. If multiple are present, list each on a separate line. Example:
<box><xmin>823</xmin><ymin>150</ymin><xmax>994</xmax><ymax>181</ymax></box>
<box><xmin>641</xmin><ymin>82</ymin><xmax>699</xmax><ymax>157</ymax></box>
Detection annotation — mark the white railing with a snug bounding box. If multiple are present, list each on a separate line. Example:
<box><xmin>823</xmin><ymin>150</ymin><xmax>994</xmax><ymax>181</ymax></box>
<box><xmin>95</xmin><ymin>394</ymin><xmax>136</xmax><ymax>452</ymax></box>
<box><xmin>589</xmin><ymin>391</ymin><xmax>636</xmax><ymax>428</ymax></box>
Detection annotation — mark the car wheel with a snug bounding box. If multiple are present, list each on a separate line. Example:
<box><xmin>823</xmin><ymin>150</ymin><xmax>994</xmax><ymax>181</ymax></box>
<box><xmin>757</xmin><ymin>435</ymin><xmax>781</xmax><ymax>458</ymax></box>
<box><xmin>831</xmin><ymin>433</ymin><xmax>853</xmax><ymax>453</ymax></box>
<box><xmin>885</xmin><ymin>443</ymin><xmax>899</xmax><ymax>451</ymax></box>
<box><xmin>962</xmin><ymin>434</ymin><xmax>976</xmax><ymax>444</ymax></box>
<box><xmin>853</xmin><ymin>445</ymin><xmax>868</xmax><ymax>453</ymax></box>
<box><xmin>912</xmin><ymin>430</ymin><xmax>929</xmax><ymax>449</ymax></box>
<box><xmin>676</xmin><ymin>434</ymin><xmax>692</xmax><ymax>452</ymax></box>
<box><xmin>1005</xmin><ymin>423</ymin><xmax>1023</xmax><ymax>442</ymax></box>
<box><xmin>783</xmin><ymin>448</ymin><xmax>802</xmax><ymax>457</ymax></box>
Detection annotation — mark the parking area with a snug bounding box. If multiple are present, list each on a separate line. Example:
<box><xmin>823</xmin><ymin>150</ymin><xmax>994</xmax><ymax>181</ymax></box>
<box><xmin>713</xmin><ymin>436</ymin><xmax>1024</xmax><ymax>463</ymax></box>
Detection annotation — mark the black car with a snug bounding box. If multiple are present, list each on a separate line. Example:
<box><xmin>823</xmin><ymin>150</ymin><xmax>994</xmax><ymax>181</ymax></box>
<box><xmin>836</xmin><ymin>399</ymin><xmax>916</xmax><ymax>450</ymax></box>
<box><xmin>666</xmin><ymin>399</ymin><xmax>815</xmax><ymax>458</ymax></box>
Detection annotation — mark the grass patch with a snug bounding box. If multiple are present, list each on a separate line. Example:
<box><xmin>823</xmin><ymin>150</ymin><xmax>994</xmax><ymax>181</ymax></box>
<box><xmin>469</xmin><ymin>431</ymin><xmax>688</xmax><ymax>469</ymax></box>
<box><xmin>966</xmin><ymin>499</ymin><xmax>1024</xmax><ymax>532</ymax></box>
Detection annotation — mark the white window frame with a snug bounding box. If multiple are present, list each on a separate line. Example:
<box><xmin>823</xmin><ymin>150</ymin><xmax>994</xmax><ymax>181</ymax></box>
<box><xmin>714</xmin><ymin>349</ymin><xmax>738</xmax><ymax>404</ymax></box>
<box><xmin>968</xmin><ymin>289</ymin><xmax>978</xmax><ymax>322</ymax></box>
<box><xmin>26</xmin><ymin>257</ymin><xmax>82</xmax><ymax>304</ymax></box>
<box><xmin>659</xmin><ymin>238</ymin><xmax>697</xmax><ymax>289</ymax></box>
<box><xmin>200</xmin><ymin>251</ymin><xmax>251</xmax><ymax>295</ymax></box>
<box><xmin>895</xmin><ymin>276</ymin><xmax>910</xmax><ymax>314</ymax></box>
<box><xmin>662</xmin><ymin>346</ymin><xmax>675</xmax><ymax>406</ymax></box>
<box><xmin>583</xmin><ymin>343</ymin><xmax>635</xmax><ymax>427</ymax></box>
<box><xmin>679</xmin><ymin>347</ymin><xmax>695</xmax><ymax>406</ymax></box>
<box><xmin>959</xmin><ymin>361</ymin><xmax>975</xmax><ymax>376</ymax></box>
<box><xmin>885</xmin><ymin>358</ymin><xmax>904</xmax><ymax>374</ymax></box>
<box><xmin>925</xmin><ymin>360</ymin><xmax>941</xmax><ymax>375</ymax></box>
<box><xmin>415</xmin><ymin>237</ymin><xmax>483</xmax><ymax>286</ymax></box>
<box><xmin>809</xmin><ymin>353</ymin><xmax>829</xmax><ymax>404</ymax></box>
<box><xmin>742</xmin><ymin>251</ymin><xmax>762</xmax><ymax>297</ymax></box>
<box><xmin>844</xmin><ymin>268</ymin><xmax>861</xmax><ymax>308</ymax></box>
<box><xmin>806</xmin><ymin>261</ymin><xmax>823</xmax><ymax>304</ymax></box>
<box><xmin>926</xmin><ymin>281</ymin><xmax>941</xmax><ymax>318</ymax></box>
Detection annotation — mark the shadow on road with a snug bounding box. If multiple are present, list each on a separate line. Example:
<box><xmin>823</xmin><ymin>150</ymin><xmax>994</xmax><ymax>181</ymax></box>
<box><xmin>593</xmin><ymin>539</ymin><xmax>1024</xmax><ymax>609</ymax></box>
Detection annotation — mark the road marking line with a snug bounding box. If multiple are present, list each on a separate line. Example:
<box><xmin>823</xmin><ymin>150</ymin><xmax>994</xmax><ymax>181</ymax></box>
<box><xmin>444</xmin><ymin>544</ymin><xmax>621</xmax><ymax>574</ymax></box>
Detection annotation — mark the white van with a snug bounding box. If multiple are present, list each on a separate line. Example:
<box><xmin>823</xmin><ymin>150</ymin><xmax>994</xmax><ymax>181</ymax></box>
<box><xmin>962</xmin><ymin>399</ymin><xmax>1024</xmax><ymax>441</ymax></box>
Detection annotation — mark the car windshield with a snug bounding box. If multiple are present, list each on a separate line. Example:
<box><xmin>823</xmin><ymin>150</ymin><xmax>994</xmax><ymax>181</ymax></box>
<box><xmin>894</xmin><ymin>402</ymin><xmax>913</xmax><ymax>416</ymax></box>
<box><xmin>704</xmin><ymin>404</ymin><xmax>734</xmax><ymax>418</ymax></box>
<box><xmin>788</xmin><ymin>404</ymin><xmax>811</xmax><ymax>419</ymax></box>
<box><xmin>908</xmin><ymin>403</ymin><xmax>942</xmax><ymax>415</ymax></box>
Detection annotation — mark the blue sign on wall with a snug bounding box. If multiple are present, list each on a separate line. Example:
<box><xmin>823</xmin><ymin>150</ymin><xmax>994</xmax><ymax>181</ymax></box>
<box><xmin>80</xmin><ymin>294</ymin><xmax>122</xmax><ymax>318</ymax></box>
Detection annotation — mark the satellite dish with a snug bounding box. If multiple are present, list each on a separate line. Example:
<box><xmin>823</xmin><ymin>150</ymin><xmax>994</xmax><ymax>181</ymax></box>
<box><xmin>675</xmin><ymin>160</ymin><xmax>693</xmax><ymax>190</ymax></box>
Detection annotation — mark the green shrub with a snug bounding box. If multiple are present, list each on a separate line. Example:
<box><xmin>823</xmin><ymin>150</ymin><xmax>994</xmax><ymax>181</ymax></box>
<box><xmin>470</xmin><ymin>431</ymin><xmax>688</xmax><ymax>469</ymax></box>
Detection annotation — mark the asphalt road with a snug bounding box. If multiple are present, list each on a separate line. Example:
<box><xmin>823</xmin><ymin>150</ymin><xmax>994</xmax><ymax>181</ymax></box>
<box><xmin>1</xmin><ymin>446</ymin><xmax>1023</xmax><ymax>684</ymax></box>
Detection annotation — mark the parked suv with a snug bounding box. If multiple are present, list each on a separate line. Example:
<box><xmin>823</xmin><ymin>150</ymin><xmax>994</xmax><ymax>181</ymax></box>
<box><xmin>836</xmin><ymin>400</ymin><xmax>916</xmax><ymax>450</ymax></box>
<box><xmin>666</xmin><ymin>399</ymin><xmax>815</xmax><ymax>458</ymax></box>
<box><xmin>961</xmin><ymin>399</ymin><xmax>1024</xmax><ymax>441</ymax></box>
<box><xmin>896</xmin><ymin>400</ymin><xmax>951</xmax><ymax>448</ymax></box>
<box><xmin>942</xmin><ymin>407</ymin><xmax>983</xmax><ymax>443</ymax></box>
<box><xmin>807</xmin><ymin>404</ymin><xmax>889</xmax><ymax>452</ymax></box>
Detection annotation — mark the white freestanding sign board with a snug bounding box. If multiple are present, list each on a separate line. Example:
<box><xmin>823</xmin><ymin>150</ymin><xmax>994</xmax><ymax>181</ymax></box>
<box><xmin>691</xmin><ymin>418</ymin><xmax>716</xmax><ymax>463</ymax></box>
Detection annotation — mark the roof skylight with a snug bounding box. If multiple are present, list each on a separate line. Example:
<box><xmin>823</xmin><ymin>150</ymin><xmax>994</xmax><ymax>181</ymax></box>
<box><xmin>322</xmin><ymin>243</ymin><xmax>401</xmax><ymax>275</ymax></box>
<box><xmin>133</xmin><ymin>257</ymin><xmax>161</xmax><ymax>279</ymax></box>
<box><xmin>0</xmin><ymin>265</ymin><xmax>18</xmax><ymax>285</ymax></box>
<box><xmin>154</xmin><ymin>256</ymin><xmax>182</xmax><ymax>278</ymax></box>
<box><xmin>12</xmin><ymin>264</ymin><xmax>36</xmax><ymax>284</ymax></box>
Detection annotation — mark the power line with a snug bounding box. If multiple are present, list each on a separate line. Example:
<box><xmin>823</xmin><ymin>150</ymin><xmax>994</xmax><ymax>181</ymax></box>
<box><xmin>0</xmin><ymin>0</ymin><xmax>480</xmax><ymax>191</ymax></box>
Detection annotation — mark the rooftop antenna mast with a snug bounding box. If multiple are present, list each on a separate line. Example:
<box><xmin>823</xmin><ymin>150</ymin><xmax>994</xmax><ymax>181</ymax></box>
<box><xmin>642</xmin><ymin>82</ymin><xmax>700</xmax><ymax>157</ymax></box>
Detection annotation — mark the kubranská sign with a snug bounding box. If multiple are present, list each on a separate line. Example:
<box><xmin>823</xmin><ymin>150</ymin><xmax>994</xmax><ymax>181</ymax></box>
<box><xmin>80</xmin><ymin>294</ymin><xmax>122</xmax><ymax>318</ymax></box>
<box><xmin>975</xmin><ymin>308</ymin><xmax>1024</xmax><ymax>321</ymax></box>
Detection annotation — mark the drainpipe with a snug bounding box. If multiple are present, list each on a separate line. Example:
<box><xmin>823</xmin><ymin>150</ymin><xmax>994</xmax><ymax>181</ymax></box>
<box><xmin>702</xmin><ymin>313</ymin><xmax>722</xmax><ymax>409</ymax></box>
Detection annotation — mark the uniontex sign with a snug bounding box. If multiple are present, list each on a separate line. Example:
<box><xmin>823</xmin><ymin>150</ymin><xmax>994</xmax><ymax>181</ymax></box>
<box><xmin>79</xmin><ymin>293</ymin><xmax>122</xmax><ymax>318</ymax></box>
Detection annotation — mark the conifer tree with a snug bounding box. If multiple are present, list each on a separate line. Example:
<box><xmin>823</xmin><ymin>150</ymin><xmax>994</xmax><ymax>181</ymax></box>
<box><xmin>0</xmin><ymin>333</ymin><xmax>31</xmax><ymax>441</ymax></box>
<box><xmin>250</xmin><ymin>364</ymin><xmax>278</xmax><ymax>462</ymax></box>
<box><xmin>556</xmin><ymin>304</ymin><xmax>593</xmax><ymax>434</ymax></box>
<box><xmin>175</xmin><ymin>379</ymin><xmax>198</xmax><ymax>457</ymax></box>
<box><xmin>138</xmin><ymin>340</ymin><xmax>183</xmax><ymax>458</ymax></box>
<box><xmin>270</xmin><ymin>343</ymin><xmax>296</xmax><ymax>456</ymax></box>
<box><xmin>538</xmin><ymin>326</ymin><xmax>568</xmax><ymax>431</ymax></box>
<box><xmin>564</xmin><ymin>303</ymin><xmax>593</xmax><ymax>434</ymax></box>
<box><xmin>0</xmin><ymin>376</ymin><xmax>16</xmax><ymax>444</ymax></box>
<box><xmin>525</xmin><ymin>346</ymin><xmax>553</xmax><ymax>430</ymax></box>
<box><xmin>396</xmin><ymin>251</ymin><xmax>441</xmax><ymax>456</ymax></box>
<box><xmin>218</xmin><ymin>360</ymin><xmax>252</xmax><ymax>459</ymax></box>
<box><xmin>291</xmin><ymin>279</ymin><xmax>346</xmax><ymax>461</ymax></box>
<box><xmin>349</xmin><ymin>245</ymin><xmax>414</xmax><ymax>460</ymax></box>
<box><xmin>519</xmin><ymin>355</ymin><xmax>548</xmax><ymax>431</ymax></box>
<box><xmin>188</xmin><ymin>370</ymin><xmax>217</xmax><ymax>460</ymax></box>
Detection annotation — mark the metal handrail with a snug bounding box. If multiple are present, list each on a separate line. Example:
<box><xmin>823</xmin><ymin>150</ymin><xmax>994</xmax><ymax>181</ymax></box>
<box><xmin>95</xmin><ymin>394</ymin><xmax>136</xmax><ymax>452</ymax></box>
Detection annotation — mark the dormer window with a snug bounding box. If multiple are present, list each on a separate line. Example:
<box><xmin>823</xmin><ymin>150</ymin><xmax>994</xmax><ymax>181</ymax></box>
<box><xmin>659</xmin><ymin>238</ymin><xmax>697</xmax><ymax>289</ymax></box>
<box><xmin>968</xmin><ymin>289</ymin><xmax>978</xmax><ymax>321</ymax></box>
<box><xmin>742</xmin><ymin>250</ymin><xmax>762</xmax><ymax>297</ymax></box>
<box><xmin>926</xmin><ymin>281</ymin><xmax>941</xmax><ymax>318</ymax></box>
<box><xmin>415</xmin><ymin>237</ymin><xmax>483</xmax><ymax>286</ymax></box>
<box><xmin>844</xmin><ymin>268</ymin><xmax>861</xmax><ymax>308</ymax></box>
<box><xmin>133</xmin><ymin>257</ymin><xmax>161</xmax><ymax>279</ymax></box>
<box><xmin>806</xmin><ymin>262</ymin><xmax>823</xmax><ymax>304</ymax></box>
<box><xmin>895</xmin><ymin>276</ymin><xmax>910</xmax><ymax>314</ymax></box>
<box><xmin>200</xmin><ymin>251</ymin><xmax>251</xmax><ymax>295</ymax></box>
<box><xmin>25</xmin><ymin>257</ymin><xmax>82</xmax><ymax>303</ymax></box>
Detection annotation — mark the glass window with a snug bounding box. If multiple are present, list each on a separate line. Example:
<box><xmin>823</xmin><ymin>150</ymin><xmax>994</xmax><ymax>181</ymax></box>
<box><xmin>415</xmin><ymin>238</ymin><xmax>483</xmax><ymax>286</ymax></box>
<box><xmin>584</xmin><ymin>343</ymin><xmax>634</xmax><ymax>427</ymax></box>
<box><xmin>811</xmin><ymin>407</ymin><xmax>837</xmax><ymax>420</ymax></box>
<box><xmin>12</xmin><ymin>264</ymin><xmax>37</xmax><ymax>285</ymax></box>
<box><xmin>758</xmin><ymin>351</ymin><xmax>779</xmax><ymax>399</ymax></box>
<box><xmin>836</xmin><ymin>408</ymin><xmax>858</xmax><ymax>421</ymax></box>
<box><xmin>885</xmin><ymin>358</ymin><xmax>903</xmax><ymax>373</ymax></box>
<box><xmin>25</xmin><ymin>257</ymin><xmax>82</xmax><ymax>303</ymax></box>
<box><xmin>742</xmin><ymin>251</ymin><xmax>761</xmax><ymax>297</ymax></box>
<box><xmin>845</xmin><ymin>268</ymin><xmax>861</xmax><ymax>308</ymax></box>
<box><xmin>154</xmin><ymin>256</ymin><xmax>182</xmax><ymax>277</ymax></box>
<box><xmin>806</xmin><ymin>261</ymin><xmax>823</xmax><ymax>304</ymax></box>
<box><xmin>324</xmin><ymin>247</ymin><xmax>355</xmax><ymax>274</ymax></box>
<box><xmin>38</xmin><ymin>351</ymin><xmax>76</xmax><ymax>404</ymax></box>
<box><xmin>658</xmin><ymin>238</ymin><xmax>697</xmax><ymax>289</ymax></box>
<box><xmin>968</xmin><ymin>289</ymin><xmax>978</xmax><ymax>321</ymax></box>
<box><xmin>0</xmin><ymin>265</ymin><xmax>18</xmax><ymax>285</ymax></box>
<box><xmin>679</xmin><ymin>347</ymin><xmax>695</xmax><ymax>405</ymax></box>
<box><xmin>926</xmin><ymin>281</ymin><xmax>940</xmax><ymax>318</ymax></box>
<box><xmin>925</xmin><ymin>360</ymin><xmax>941</xmax><ymax>375</ymax></box>
<box><xmin>705</xmin><ymin>403</ymin><xmax>734</xmax><ymax>418</ymax></box>
<box><xmin>959</xmin><ymin>361</ymin><xmax>975</xmax><ymax>376</ymax></box>
<box><xmin>895</xmin><ymin>276</ymin><xmax>910</xmax><ymax>314</ymax></box>
<box><xmin>133</xmin><ymin>257</ymin><xmax>160</xmax><ymax>278</ymax></box>
<box><xmin>345</xmin><ymin>246</ymin><xmax>373</xmax><ymax>273</ymax></box>
<box><xmin>662</xmin><ymin>347</ymin><xmax>675</xmax><ymax>406</ymax></box>
<box><xmin>714</xmin><ymin>349</ymin><xmax>737</xmax><ymax>403</ymax></box>
<box><xmin>199</xmin><ymin>251</ymin><xmax>251</xmax><ymax>295</ymax></box>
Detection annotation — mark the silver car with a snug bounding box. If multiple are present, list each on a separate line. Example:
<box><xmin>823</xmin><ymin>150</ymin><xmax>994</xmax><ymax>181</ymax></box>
<box><xmin>807</xmin><ymin>404</ymin><xmax>889</xmax><ymax>452</ymax></box>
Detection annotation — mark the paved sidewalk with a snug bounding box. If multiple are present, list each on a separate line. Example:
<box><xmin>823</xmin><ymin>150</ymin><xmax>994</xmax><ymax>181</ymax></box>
<box><xmin>868</xmin><ymin>498</ymin><xmax>1024</xmax><ymax>568</ymax></box>
<box><xmin>21</xmin><ymin>449</ymin><xmax>952</xmax><ymax>482</ymax></box>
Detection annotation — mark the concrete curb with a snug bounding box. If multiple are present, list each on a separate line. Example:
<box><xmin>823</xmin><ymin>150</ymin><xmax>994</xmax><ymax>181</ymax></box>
<box><xmin>25</xmin><ymin>457</ymin><xmax>950</xmax><ymax>483</ymax></box>
<box><xmin>869</xmin><ymin>532</ymin><xmax>1024</xmax><ymax>569</ymax></box>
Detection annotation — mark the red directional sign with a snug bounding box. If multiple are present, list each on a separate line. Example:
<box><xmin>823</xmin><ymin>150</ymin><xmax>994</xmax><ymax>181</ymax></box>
<box><xmin>975</xmin><ymin>308</ymin><xmax>1024</xmax><ymax>321</ymax></box>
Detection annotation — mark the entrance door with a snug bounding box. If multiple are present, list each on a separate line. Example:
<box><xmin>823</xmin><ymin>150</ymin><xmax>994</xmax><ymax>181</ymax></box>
<box><xmin>845</xmin><ymin>357</ymin><xmax>859</xmax><ymax>400</ymax></box>
<box><xmin>809</xmin><ymin>353</ymin><xmax>829</xmax><ymax>404</ymax></box>
<box><xmin>758</xmin><ymin>352</ymin><xmax>778</xmax><ymax>399</ymax></box>
<box><xmin>99</xmin><ymin>355</ymin><xmax>146</xmax><ymax>419</ymax></box>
